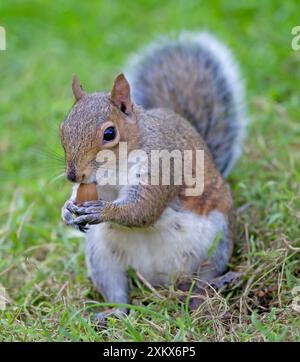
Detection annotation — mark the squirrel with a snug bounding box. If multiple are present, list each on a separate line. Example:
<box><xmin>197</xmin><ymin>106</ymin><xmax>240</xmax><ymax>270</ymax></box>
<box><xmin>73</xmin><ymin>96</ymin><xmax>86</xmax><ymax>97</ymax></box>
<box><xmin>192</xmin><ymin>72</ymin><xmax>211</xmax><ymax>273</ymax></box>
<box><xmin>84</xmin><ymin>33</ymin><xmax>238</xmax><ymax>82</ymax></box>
<box><xmin>60</xmin><ymin>32</ymin><xmax>247</xmax><ymax>322</ymax></box>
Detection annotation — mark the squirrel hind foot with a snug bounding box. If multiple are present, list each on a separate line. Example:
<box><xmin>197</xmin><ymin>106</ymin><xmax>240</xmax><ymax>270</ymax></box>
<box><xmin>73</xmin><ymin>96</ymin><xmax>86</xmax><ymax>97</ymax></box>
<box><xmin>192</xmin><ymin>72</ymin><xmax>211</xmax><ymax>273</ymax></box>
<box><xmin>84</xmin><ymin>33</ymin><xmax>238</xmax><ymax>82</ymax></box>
<box><xmin>92</xmin><ymin>308</ymin><xmax>129</xmax><ymax>329</ymax></box>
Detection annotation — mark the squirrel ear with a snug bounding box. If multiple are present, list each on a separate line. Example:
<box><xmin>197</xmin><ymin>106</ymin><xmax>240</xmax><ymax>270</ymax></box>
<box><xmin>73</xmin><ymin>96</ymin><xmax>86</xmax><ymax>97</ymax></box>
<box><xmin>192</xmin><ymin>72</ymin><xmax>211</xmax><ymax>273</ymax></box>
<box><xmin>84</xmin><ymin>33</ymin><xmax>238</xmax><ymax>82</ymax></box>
<box><xmin>72</xmin><ymin>74</ymin><xmax>85</xmax><ymax>102</ymax></box>
<box><xmin>110</xmin><ymin>73</ymin><xmax>132</xmax><ymax>115</ymax></box>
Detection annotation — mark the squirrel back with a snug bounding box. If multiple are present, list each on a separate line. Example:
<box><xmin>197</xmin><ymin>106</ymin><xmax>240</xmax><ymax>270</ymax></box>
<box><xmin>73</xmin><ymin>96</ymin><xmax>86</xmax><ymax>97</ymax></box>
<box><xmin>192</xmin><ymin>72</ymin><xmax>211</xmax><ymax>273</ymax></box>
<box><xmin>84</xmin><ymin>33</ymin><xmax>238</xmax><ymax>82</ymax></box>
<box><xmin>125</xmin><ymin>32</ymin><xmax>247</xmax><ymax>176</ymax></box>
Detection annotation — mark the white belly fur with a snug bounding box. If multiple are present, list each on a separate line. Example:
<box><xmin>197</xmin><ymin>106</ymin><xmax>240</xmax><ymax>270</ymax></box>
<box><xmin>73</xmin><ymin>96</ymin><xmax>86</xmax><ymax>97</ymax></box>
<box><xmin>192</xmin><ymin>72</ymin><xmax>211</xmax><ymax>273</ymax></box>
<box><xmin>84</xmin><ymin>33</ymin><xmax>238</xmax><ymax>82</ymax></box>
<box><xmin>86</xmin><ymin>206</ymin><xmax>227</xmax><ymax>285</ymax></box>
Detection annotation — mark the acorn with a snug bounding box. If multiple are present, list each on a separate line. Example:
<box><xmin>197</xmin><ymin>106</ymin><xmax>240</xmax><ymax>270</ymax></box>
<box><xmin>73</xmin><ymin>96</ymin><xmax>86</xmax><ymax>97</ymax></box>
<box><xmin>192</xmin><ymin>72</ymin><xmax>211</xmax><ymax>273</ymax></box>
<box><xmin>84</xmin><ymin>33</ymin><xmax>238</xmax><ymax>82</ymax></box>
<box><xmin>75</xmin><ymin>183</ymin><xmax>98</xmax><ymax>204</ymax></box>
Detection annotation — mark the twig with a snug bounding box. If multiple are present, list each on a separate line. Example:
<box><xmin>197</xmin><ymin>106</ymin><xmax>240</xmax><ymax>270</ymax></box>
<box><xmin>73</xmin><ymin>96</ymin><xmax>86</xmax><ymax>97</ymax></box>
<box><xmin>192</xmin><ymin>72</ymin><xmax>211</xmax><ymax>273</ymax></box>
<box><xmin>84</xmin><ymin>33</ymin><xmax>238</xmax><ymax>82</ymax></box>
<box><xmin>136</xmin><ymin>271</ymin><xmax>164</xmax><ymax>299</ymax></box>
<box><xmin>277</xmin><ymin>250</ymin><xmax>288</xmax><ymax>308</ymax></box>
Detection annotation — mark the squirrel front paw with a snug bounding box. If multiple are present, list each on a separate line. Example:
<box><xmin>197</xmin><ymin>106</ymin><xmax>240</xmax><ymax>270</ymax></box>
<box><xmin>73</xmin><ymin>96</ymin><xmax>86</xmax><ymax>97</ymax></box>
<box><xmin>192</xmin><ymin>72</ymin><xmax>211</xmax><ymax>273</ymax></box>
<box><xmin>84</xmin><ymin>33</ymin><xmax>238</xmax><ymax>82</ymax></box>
<box><xmin>61</xmin><ymin>200</ymin><xmax>88</xmax><ymax>232</ymax></box>
<box><xmin>62</xmin><ymin>200</ymin><xmax>106</xmax><ymax>232</ymax></box>
<box><xmin>61</xmin><ymin>200</ymin><xmax>75</xmax><ymax>225</ymax></box>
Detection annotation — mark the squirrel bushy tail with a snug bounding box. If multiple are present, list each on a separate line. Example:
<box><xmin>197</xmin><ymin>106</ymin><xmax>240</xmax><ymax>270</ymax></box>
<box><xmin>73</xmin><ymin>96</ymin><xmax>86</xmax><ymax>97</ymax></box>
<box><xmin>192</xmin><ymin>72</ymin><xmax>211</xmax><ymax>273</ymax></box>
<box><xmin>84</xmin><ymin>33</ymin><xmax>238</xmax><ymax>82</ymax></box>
<box><xmin>125</xmin><ymin>32</ymin><xmax>247</xmax><ymax>176</ymax></box>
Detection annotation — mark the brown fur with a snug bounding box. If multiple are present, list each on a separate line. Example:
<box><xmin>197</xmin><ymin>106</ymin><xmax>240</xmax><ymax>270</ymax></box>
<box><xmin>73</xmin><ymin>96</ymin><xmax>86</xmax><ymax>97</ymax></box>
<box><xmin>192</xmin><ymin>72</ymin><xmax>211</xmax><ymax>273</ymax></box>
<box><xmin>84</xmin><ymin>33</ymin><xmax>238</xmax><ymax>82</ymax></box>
<box><xmin>61</xmin><ymin>74</ymin><xmax>235</xmax><ymax>234</ymax></box>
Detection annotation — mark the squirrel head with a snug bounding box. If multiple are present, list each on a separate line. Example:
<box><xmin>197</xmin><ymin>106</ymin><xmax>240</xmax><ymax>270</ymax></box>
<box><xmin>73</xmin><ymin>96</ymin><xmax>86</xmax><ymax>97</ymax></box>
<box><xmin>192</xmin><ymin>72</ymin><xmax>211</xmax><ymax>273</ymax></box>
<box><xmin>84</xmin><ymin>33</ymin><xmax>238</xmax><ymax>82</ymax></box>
<box><xmin>60</xmin><ymin>73</ymin><xmax>139</xmax><ymax>183</ymax></box>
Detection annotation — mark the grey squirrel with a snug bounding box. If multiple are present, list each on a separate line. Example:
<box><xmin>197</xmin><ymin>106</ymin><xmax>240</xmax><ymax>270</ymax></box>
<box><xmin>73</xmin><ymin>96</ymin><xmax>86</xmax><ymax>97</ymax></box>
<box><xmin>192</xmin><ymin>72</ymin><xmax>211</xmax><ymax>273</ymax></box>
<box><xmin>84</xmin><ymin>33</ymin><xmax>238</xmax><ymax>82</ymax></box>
<box><xmin>60</xmin><ymin>31</ymin><xmax>247</xmax><ymax>322</ymax></box>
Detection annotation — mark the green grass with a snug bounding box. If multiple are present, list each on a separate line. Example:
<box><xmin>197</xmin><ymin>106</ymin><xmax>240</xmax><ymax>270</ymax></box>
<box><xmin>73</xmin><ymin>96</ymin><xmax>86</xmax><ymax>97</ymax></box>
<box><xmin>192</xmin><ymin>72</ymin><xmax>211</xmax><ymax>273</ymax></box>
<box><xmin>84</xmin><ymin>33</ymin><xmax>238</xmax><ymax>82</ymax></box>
<box><xmin>0</xmin><ymin>0</ymin><xmax>300</xmax><ymax>341</ymax></box>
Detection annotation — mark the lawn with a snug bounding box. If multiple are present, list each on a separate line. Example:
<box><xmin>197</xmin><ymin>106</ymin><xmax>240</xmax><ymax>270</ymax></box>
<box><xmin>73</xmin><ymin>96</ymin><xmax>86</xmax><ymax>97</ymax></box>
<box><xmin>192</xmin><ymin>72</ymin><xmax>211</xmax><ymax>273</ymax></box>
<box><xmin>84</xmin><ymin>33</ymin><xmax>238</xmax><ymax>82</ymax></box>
<box><xmin>0</xmin><ymin>0</ymin><xmax>300</xmax><ymax>341</ymax></box>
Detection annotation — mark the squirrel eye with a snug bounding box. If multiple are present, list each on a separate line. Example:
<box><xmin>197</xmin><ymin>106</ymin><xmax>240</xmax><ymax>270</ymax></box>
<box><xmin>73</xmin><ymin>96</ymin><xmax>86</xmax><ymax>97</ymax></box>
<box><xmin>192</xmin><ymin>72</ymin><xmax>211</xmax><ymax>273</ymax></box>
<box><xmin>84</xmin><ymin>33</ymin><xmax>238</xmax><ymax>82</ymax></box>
<box><xmin>103</xmin><ymin>126</ymin><xmax>117</xmax><ymax>142</ymax></box>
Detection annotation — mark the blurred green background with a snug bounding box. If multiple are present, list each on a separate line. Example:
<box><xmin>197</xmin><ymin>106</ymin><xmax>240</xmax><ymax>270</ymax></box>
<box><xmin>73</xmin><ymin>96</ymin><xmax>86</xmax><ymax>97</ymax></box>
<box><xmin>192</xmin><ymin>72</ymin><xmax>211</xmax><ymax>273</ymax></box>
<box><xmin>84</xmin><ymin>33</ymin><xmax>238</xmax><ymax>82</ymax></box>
<box><xmin>0</xmin><ymin>0</ymin><xmax>299</xmax><ymax>341</ymax></box>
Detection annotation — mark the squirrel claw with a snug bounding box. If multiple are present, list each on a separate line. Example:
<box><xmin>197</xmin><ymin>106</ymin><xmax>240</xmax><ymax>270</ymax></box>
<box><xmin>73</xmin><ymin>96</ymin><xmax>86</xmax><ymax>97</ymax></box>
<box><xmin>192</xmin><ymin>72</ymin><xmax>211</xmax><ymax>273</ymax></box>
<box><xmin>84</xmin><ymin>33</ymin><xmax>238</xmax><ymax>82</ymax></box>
<box><xmin>78</xmin><ymin>224</ymin><xmax>89</xmax><ymax>233</ymax></box>
<box><xmin>73</xmin><ymin>213</ymin><xmax>103</xmax><ymax>226</ymax></box>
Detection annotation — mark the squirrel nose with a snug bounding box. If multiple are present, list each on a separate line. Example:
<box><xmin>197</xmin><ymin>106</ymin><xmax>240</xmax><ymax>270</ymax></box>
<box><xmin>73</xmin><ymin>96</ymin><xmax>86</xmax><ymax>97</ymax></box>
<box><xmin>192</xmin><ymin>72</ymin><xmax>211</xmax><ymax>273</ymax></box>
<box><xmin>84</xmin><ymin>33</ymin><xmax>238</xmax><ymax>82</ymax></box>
<box><xmin>66</xmin><ymin>169</ymin><xmax>86</xmax><ymax>183</ymax></box>
<box><xmin>66</xmin><ymin>162</ymin><xmax>86</xmax><ymax>183</ymax></box>
<box><xmin>67</xmin><ymin>168</ymin><xmax>77</xmax><ymax>183</ymax></box>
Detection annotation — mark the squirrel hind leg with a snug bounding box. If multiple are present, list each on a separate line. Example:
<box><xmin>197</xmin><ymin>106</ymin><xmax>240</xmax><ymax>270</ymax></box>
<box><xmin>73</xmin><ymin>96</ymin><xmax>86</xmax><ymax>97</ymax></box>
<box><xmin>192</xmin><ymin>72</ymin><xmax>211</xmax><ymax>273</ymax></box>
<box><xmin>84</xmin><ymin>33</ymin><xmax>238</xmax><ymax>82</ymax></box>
<box><xmin>85</xmin><ymin>233</ymin><xmax>130</xmax><ymax>324</ymax></box>
<box><xmin>177</xmin><ymin>231</ymin><xmax>236</xmax><ymax>310</ymax></box>
<box><xmin>178</xmin><ymin>271</ymin><xmax>241</xmax><ymax>312</ymax></box>
<box><xmin>198</xmin><ymin>225</ymin><xmax>234</xmax><ymax>282</ymax></box>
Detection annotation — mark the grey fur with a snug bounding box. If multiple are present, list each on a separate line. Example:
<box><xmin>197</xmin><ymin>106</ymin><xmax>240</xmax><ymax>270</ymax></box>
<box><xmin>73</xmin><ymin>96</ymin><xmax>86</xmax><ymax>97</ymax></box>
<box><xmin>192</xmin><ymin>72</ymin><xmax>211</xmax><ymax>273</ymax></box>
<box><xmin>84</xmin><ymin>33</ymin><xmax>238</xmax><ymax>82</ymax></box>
<box><xmin>209</xmin><ymin>222</ymin><xmax>231</xmax><ymax>277</ymax></box>
<box><xmin>196</xmin><ymin>218</ymin><xmax>232</xmax><ymax>281</ymax></box>
<box><xmin>125</xmin><ymin>31</ymin><xmax>247</xmax><ymax>176</ymax></box>
<box><xmin>85</xmin><ymin>229</ymin><xmax>129</xmax><ymax>316</ymax></box>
